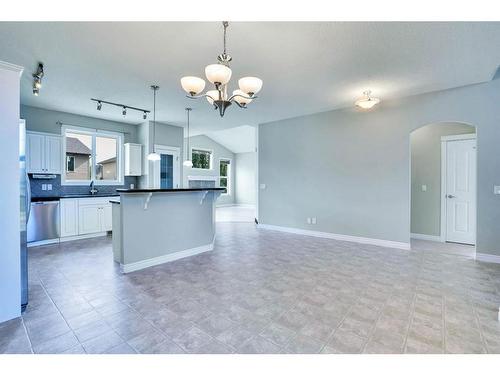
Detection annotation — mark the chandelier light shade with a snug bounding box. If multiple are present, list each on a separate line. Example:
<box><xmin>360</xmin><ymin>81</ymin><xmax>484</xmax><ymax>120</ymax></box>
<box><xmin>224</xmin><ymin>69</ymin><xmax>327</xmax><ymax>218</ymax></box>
<box><xmin>181</xmin><ymin>76</ymin><xmax>206</xmax><ymax>95</ymax></box>
<box><xmin>180</xmin><ymin>21</ymin><xmax>263</xmax><ymax>117</ymax></box>
<box><xmin>355</xmin><ymin>90</ymin><xmax>380</xmax><ymax>109</ymax></box>
<box><xmin>238</xmin><ymin>77</ymin><xmax>263</xmax><ymax>96</ymax></box>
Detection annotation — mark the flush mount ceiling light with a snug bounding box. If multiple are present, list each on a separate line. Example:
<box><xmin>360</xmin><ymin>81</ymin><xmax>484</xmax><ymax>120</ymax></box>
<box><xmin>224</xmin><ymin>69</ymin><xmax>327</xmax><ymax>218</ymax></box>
<box><xmin>32</xmin><ymin>62</ymin><xmax>44</xmax><ymax>96</ymax></box>
<box><xmin>180</xmin><ymin>21</ymin><xmax>263</xmax><ymax>117</ymax></box>
<box><xmin>355</xmin><ymin>90</ymin><xmax>380</xmax><ymax>109</ymax></box>
<box><xmin>147</xmin><ymin>85</ymin><xmax>161</xmax><ymax>161</ymax></box>
<box><xmin>183</xmin><ymin>108</ymin><xmax>193</xmax><ymax>168</ymax></box>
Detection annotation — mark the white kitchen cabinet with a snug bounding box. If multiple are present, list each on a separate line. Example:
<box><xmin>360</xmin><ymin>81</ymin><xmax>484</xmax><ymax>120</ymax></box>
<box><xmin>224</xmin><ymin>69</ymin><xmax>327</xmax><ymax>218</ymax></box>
<box><xmin>60</xmin><ymin>199</ymin><xmax>78</xmax><ymax>237</ymax></box>
<box><xmin>77</xmin><ymin>198</ymin><xmax>113</xmax><ymax>235</ymax></box>
<box><xmin>124</xmin><ymin>143</ymin><xmax>142</xmax><ymax>176</ymax></box>
<box><xmin>26</xmin><ymin>131</ymin><xmax>62</xmax><ymax>174</ymax></box>
<box><xmin>102</xmin><ymin>204</ymin><xmax>113</xmax><ymax>231</ymax></box>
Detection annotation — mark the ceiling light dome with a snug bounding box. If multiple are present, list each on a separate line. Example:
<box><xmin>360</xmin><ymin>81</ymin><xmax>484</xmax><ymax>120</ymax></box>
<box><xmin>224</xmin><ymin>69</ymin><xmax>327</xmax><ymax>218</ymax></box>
<box><xmin>232</xmin><ymin>89</ymin><xmax>253</xmax><ymax>106</ymax></box>
<box><xmin>205</xmin><ymin>64</ymin><xmax>232</xmax><ymax>85</ymax></box>
<box><xmin>238</xmin><ymin>77</ymin><xmax>263</xmax><ymax>96</ymax></box>
<box><xmin>355</xmin><ymin>90</ymin><xmax>380</xmax><ymax>109</ymax></box>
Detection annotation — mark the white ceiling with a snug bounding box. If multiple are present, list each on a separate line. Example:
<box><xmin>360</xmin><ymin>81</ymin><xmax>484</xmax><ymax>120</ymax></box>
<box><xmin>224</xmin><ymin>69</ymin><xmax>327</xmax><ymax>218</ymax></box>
<box><xmin>1</xmin><ymin>22</ymin><xmax>500</xmax><ymax>136</ymax></box>
<box><xmin>205</xmin><ymin>125</ymin><xmax>256</xmax><ymax>153</ymax></box>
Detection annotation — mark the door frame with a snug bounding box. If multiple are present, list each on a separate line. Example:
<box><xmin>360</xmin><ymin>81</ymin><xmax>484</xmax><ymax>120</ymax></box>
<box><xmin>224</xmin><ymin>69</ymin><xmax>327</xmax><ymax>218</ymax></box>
<box><xmin>153</xmin><ymin>144</ymin><xmax>180</xmax><ymax>189</ymax></box>
<box><xmin>440</xmin><ymin>133</ymin><xmax>477</xmax><ymax>244</ymax></box>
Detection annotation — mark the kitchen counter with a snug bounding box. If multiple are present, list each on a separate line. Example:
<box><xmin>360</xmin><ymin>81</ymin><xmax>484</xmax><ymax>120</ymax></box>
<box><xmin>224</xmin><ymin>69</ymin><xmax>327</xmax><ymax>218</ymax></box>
<box><xmin>31</xmin><ymin>193</ymin><xmax>120</xmax><ymax>202</ymax></box>
<box><xmin>112</xmin><ymin>188</ymin><xmax>224</xmax><ymax>273</ymax></box>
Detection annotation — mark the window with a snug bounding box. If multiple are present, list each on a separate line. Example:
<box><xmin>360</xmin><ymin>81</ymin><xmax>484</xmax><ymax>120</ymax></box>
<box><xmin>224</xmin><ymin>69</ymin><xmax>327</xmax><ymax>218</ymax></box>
<box><xmin>66</xmin><ymin>156</ymin><xmax>75</xmax><ymax>172</ymax></box>
<box><xmin>219</xmin><ymin>159</ymin><xmax>231</xmax><ymax>194</ymax></box>
<box><xmin>192</xmin><ymin>148</ymin><xmax>212</xmax><ymax>169</ymax></box>
<box><xmin>62</xmin><ymin>126</ymin><xmax>123</xmax><ymax>185</ymax></box>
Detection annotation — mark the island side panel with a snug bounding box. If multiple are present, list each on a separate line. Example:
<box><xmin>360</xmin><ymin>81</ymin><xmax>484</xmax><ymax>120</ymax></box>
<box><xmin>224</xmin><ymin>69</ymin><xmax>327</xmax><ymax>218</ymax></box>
<box><xmin>120</xmin><ymin>191</ymin><xmax>216</xmax><ymax>266</ymax></box>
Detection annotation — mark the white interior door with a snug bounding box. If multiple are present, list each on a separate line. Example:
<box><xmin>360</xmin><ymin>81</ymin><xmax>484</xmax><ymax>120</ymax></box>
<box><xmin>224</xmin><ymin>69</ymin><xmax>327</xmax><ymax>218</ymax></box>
<box><xmin>445</xmin><ymin>138</ymin><xmax>476</xmax><ymax>245</ymax></box>
<box><xmin>153</xmin><ymin>145</ymin><xmax>180</xmax><ymax>189</ymax></box>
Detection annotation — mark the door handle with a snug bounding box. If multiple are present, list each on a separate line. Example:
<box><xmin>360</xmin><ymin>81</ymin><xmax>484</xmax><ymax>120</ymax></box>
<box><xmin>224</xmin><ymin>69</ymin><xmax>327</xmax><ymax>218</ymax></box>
<box><xmin>447</xmin><ymin>194</ymin><xmax>456</xmax><ymax>198</ymax></box>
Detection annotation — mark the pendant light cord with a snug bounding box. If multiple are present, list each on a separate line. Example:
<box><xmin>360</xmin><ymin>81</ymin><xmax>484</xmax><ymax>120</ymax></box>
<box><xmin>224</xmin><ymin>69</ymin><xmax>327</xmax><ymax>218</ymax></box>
<box><xmin>186</xmin><ymin>108</ymin><xmax>191</xmax><ymax>160</ymax></box>
<box><xmin>223</xmin><ymin>21</ymin><xmax>228</xmax><ymax>55</ymax></box>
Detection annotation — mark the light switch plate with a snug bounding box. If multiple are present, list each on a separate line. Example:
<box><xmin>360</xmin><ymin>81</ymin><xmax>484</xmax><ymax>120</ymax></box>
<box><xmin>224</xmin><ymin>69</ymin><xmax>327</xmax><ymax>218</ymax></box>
<box><xmin>42</xmin><ymin>184</ymin><xmax>47</xmax><ymax>191</ymax></box>
<box><xmin>259</xmin><ymin>184</ymin><xmax>266</xmax><ymax>190</ymax></box>
<box><xmin>422</xmin><ymin>185</ymin><xmax>427</xmax><ymax>192</ymax></box>
<box><xmin>307</xmin><ymin>217</ymin><xmax>311</xmax><ymax>224</ymax></box>
<box><xmin>47</xmin><ymin>184</ymin><xmax>52</xmax><ymax>191</ymax></box>
<box><xmin>311</xmin><ymin>217</ymin><xmax>317</xmax><ymax>224</ymax></box>
<box><xmin>494</xmin><ymin>186</ymin><xmax>500</xmax><ymax>195</ymax></box>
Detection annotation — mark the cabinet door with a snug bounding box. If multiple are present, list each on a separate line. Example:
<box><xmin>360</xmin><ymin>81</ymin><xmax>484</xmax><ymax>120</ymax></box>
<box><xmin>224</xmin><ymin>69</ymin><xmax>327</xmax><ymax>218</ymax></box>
<box><xmin>27</xmin><ymin>133</ymin><xmax>45</xmax><ymax>173</ymax></box>
<box><xmin>45</xmin><ymin>135</ymin><xmax>62</xmax><ymax>174</ymax></box>
<box><xmin>101</xmin><ymin>204</ymin><xmax>113</xmax><ymax>232</ymax></box>
<box><xmin>78</xmin><ymin>204</ymin><xmax>102</xmax><ymax>235</ymax></box>
<box><xmin>60</xmin><ymin>199</ymin><xmax>78</xmax><ymax>237</ymax></box>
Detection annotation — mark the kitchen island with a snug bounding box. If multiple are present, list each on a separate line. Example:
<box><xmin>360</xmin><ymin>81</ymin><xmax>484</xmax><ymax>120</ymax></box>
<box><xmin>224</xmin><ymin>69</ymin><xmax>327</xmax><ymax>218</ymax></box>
<box><xmin>112</xmin><ymin>188</ymin><xmax>225</xmax><ymax>273</ymax></box>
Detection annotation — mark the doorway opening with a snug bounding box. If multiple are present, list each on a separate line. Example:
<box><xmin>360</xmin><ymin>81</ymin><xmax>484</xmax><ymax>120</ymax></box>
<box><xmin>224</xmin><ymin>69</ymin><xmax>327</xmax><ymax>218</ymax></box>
<box><xmin>153</xmin><ymin>145</ymin><xmax>180</xmax><ymax>189</ymax></box>
<box><xmin>410</xmin><ymin>122</ymin><xmax>477</xmax><ymax>255</ymax></box>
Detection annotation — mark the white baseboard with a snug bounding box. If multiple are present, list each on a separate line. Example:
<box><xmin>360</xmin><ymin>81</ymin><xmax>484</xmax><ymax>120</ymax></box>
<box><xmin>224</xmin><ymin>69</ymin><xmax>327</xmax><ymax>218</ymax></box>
<box><xmin>28</xmin><ymin>238</ymin><xmax>60</xmax><ymax>247</ymax></box>
<box><xmin>258</xmin><ymin>224</ymin><xmax>410</xmax><ymax>250</ymax></box>
<box><xmin>59</xmin><ymin>232</ymin><xmax>109</xmax><ymax>243</ymax></box>
<box><xmin>410</xmin><ymin>233</ymin><xmax>443</xmax><ymax>242</ymax></box>
<box><xmin>120</xmin><ymin>242</ymin><xmax>214</xmax><ymax>273</ymax></box>
<box><xmin>476</xmin><ymin>252</ymin><xmax>500</xmax><ymax>264</ymax></box>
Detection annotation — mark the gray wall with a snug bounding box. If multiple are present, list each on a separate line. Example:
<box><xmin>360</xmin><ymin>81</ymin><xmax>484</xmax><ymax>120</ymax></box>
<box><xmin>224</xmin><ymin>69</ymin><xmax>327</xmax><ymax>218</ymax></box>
<box><xmin>184</xmin><ymin>135</ymin><xmax>235</xmax><ymax>206</ymax></box>
<box><xmin>21</xmin><ymin>105</ymin><xmax>138</xmax><ymax>143</ymax></box>
<box><xmin>411</xmin><ymin>122</ymin><xmax>475</xmax><ymax>236</ymax></box>
<box><xmin>0</xmin><ymin>63</ymin><xmax>21</xmax><ymax>323</ymax></box>
<box><xmin>235</xmin><ymin>152</ymin><xmax>257</xmax><ymax>205</ymax></box>
<box><xmin>259</xmin><ymin>78</ymin><xmax>500</xmax><ymax>256</ymax></box>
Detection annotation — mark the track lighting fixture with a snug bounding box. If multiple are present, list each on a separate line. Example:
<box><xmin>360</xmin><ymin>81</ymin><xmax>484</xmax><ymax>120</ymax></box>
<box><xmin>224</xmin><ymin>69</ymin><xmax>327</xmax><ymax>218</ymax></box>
<box><xmin>91</xmin><ymin>98</ymin><xmax>150</xmax><ymax>119</ymax></box>
<box><xmin>32</xmin><ymin>62</ymin><xmax>44</xmax><ymax>96</ymax></box>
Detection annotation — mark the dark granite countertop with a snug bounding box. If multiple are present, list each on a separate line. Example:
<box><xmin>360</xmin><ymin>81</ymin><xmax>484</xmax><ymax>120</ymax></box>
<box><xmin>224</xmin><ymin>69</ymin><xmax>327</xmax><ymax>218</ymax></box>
<box><xmin>116</xmin><ymin>188</ymin><xmax>226</xmax><ymax>193</ymax></box>
<box><xmin>31</xmin><ymin>193</ymin><xmax>120</xmax><ymax>202</ymax></box>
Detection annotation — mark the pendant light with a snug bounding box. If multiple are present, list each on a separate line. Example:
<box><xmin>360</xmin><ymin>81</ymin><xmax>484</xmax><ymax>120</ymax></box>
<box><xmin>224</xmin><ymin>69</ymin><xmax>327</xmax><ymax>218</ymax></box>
<box><xmin>355</xmin><ymin>90</ymin><xmax>380</xmax><ymax>109</ymax></box>
<box><xmin>147</xmin><ymin>85</ymin><xmax>161</xmax><ymax>161</ymax></box>
<box><xmin>183</xmin><ymin>108</ymin><xmax>193</xmax><ymax>168</ymax></box>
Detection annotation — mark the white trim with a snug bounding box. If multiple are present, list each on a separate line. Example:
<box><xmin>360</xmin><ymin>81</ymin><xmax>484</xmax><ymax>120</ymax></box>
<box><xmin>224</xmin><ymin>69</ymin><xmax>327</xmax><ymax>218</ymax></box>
<box><xmin>410</xmin><ymin>233</ymin><xmax>444</xmax><ymax>242</ymax></box>
<box><xmin>153</xmin><ymin>144</ymin><xmax>181</xmax><ymax>189</ymax></box>
<box><xmin>258</xmin><ymin>224</ymin><xmax>410</xmax><ymax>250</ymax></box>
<box><xmin>59</xmin><ymin>232</ymin><xmax>108</xmax><ymax>243</ymax></box>
<box><xmin>476</xmin><ymin>253</ymin><xmax>500</xmax><ymax>264</ymax></box>
<box><xmin>27</xmin><ymin>238</ymin><xmax>60</xmax><ymax>247</ymax></box>
<box><xmin>120</xmin><ymin>241</ymin><xmax>214</xmax><ymax>273</ymax></box>
<box><xmin>0</xmin><ymin>60</ymin><xmax>24</xmax><ymax>75</ymax></box>
<box><xmin>441</xmin><ymin>133</ymin><xmax>476</xmax><ymax>142</ymax></box>
<box><xmin>187</xmin><ymin>175</ymin><xmax>217</xmax><ymax>181</ymax></box>
<box><xmin>218</xmin><ymin>157</ymin><xmax>232</xmax><ymax>196</ymax></box>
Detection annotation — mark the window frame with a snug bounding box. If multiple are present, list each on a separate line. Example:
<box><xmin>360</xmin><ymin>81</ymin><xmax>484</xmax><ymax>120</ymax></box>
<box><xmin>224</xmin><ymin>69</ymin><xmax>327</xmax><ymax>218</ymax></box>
<box><xmin>219</xmin><ymin>158</ymin><xmax>231</xmax><ymax>195</ymax></box>
<box><xmin>61</xmin><ymin>125</ymin><xmax>124</xmax><ymax>186</ymax></box>
<box><xmin>191</xmin><ymin>147</ymin><xmax>213</xmax><ymax>170</ymax></box>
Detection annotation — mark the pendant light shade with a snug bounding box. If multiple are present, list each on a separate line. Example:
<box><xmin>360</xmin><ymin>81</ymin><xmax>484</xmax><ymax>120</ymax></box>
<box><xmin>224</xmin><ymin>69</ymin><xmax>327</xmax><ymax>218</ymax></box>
<box><xmin>206</xmin><ymin>89</ymin><xmax>221</xmax><ymax>105</ymax></box>
<box><xmin>148</xmin><ymin>85</ymin><xmax>161</xmax><ymax>162</ymax></box>
<box><xmin>232</xmin><ymin>89</ymin><xmax>253</xmax><ymax>105</ymax></box>
<box><xmin>205</xmin><ymin>64</ymin><xmax>232</xmax><ymax>85</ymax></box>
<box><xmin>238</xmin><ymin>77</ymin><xmax>263</xmax><ymax>95</ymax></box>
<box><xmin>184</xmin><ymin>108</ymin><xmax>193</xmax><ymax>168</ymax></box>
<box><xmin>181</xmin><ymin>76</ymin><xmax>206</xmax><ymax>95</ymax></box>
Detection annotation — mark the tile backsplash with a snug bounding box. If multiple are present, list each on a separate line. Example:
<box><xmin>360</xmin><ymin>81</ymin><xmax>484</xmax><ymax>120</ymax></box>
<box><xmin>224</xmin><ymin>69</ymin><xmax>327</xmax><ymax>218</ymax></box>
<box><xmin>29</xmin><ymin>175</ymin><xmax>137</xmax><ymax>197</ymax></box>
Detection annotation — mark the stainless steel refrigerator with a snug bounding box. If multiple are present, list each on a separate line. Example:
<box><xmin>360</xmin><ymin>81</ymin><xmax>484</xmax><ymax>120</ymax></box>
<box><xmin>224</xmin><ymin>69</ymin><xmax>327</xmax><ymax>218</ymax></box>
<box><xmin>20</xmin><ymin>119</ymin><xmax>29</xmax><ymax>311</ymax></box>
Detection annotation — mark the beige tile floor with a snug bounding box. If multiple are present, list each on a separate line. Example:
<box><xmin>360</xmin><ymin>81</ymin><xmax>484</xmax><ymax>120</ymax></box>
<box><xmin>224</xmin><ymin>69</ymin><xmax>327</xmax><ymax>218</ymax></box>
<box><xmin>1</xmin><ymin>223</ymin><xmax>500</xmax><ymax>354</ymax></box>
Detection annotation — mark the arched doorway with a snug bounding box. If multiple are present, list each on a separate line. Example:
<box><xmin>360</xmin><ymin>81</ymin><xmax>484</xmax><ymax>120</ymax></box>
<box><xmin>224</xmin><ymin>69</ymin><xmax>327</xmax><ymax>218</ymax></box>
<box><xmin>409</xmin><ymin>121</ymin><xmax>477</xmax><ymax>256</ymax></box>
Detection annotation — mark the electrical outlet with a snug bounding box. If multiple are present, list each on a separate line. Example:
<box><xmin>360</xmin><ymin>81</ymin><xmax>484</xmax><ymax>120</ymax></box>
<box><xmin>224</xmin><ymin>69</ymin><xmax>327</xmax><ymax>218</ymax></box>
<box><xmin>42</xmin><ymin>184</ymin><xmax>47</xmax><ymax>191</ymax></box>
<box><xmin>47</xmin><ymin>184</ymin><xmax>52</xmax><ymax>191</ymax></box>
<box><xmin>307</xmin><ymin>217</ymin><xmax>311</xmax><ymax>224</ymax></box>
<box><xmin>311</xmin><ymin>217</ymin><xmax>317</xmax><ymax>224</ymax></box>
<box><xmin>259</xmin><ymin>184</ymin><xmax>266</xmax><ymax>190</ymax></box>
<box><xmin>494</xmin><ymin>186</ymin><xmax>500</xmax><ymax>195</ymax></box>
<box><xmin>130</xmin><ymin>183</ymin><xmax>135</xmax><ymax>189</ymax></box>
<box><xmin>421</xmin><ymin>184</ymin><xmax>427</xmax><ymax>192</ymax></box>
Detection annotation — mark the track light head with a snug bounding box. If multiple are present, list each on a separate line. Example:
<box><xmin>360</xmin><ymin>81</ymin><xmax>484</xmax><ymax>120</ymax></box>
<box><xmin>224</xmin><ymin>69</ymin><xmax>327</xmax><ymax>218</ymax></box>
<box><xmin>32</xmin><ymin>63</ymin><xmax>44</xmax><ymax>95</ymax></box>
<box><xmin>33</xmin><ymin>88</ymin><xmax>39</xmax><ymax>96</ymax></box>
<box><xmin>143</xmin><ymin>111</ymin><xmax>147</xmax><ymax>120</ymax></box>
<box><xmin>97</xmin><ymin>101</ymin><xmax>102</xmax><ymax>110</ymax></box>
<box><xmin>122</xmin><ymin>107</ymin><xmax>127</xmax><ymax>116</ymax></box>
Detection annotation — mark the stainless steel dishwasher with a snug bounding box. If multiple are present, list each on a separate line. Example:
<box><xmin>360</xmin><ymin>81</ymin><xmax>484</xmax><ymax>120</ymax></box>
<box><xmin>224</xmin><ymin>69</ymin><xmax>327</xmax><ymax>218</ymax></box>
<box><xmin>27</xmin><ymin>201</ymin><xmax>60</xmax><ymax>243</ymax></box>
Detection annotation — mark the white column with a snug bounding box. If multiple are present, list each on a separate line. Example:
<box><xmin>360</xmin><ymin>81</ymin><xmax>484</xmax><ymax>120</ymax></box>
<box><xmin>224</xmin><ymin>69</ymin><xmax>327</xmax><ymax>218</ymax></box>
<box><xmin>0</xmin><ymin>60</ymin><xmax>23</xmax><ymax>323</ymax></box>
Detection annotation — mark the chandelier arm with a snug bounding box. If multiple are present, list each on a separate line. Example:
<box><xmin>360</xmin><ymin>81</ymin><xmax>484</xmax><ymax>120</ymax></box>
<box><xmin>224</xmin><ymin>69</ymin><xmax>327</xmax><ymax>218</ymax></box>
<box><xmin>233</xmin><ymin>101</ymin><xmax>248</xmax><ymax>109</ymax></box>
<box><xmin>185</xmin><ymin>93</ymin><xmax>216</xmax><ymax>100</ymax></box>
<box><xmin>228</xmin><ymin>93</ymin><xmax>258</xmax><ymax>102</ymax></box>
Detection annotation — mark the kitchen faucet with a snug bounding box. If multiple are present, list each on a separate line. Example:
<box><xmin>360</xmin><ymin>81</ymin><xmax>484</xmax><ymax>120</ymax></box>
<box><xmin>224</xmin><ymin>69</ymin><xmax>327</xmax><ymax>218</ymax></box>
<box><xmin>89</xmin><ymin>180</ymin><xmax>98</xmax><ymax>195</ymax></box>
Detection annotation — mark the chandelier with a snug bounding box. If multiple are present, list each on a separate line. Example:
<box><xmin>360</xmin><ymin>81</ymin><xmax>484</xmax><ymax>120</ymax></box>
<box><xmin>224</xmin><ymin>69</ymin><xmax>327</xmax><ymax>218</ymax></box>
<box><xmin>180</xmin><ymin>21</ymin><xmax>263</xmax><ymax>117</ymax></box>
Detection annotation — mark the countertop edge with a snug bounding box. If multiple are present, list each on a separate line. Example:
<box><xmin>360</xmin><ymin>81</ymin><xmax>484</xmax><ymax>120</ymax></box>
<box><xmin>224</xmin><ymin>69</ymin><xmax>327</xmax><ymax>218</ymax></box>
<box><xmin>116</xmin><ymin>188</ymin><xmax>226</xmax><ymax>193</ymax></box>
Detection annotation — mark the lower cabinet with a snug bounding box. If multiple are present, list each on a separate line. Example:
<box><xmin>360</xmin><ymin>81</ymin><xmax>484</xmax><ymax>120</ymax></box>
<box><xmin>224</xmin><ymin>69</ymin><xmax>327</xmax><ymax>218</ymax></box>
<box><xmin>60</xmin><ymin>197</ymin><xmax>115</xmax><ymax>238</ymax></box>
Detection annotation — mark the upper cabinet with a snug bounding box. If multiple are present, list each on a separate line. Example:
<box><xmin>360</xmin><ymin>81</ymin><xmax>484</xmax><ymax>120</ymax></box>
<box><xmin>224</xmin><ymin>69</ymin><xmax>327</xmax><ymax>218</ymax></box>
<box><xmin>124</xmin><ymin>143</ymin><xmax>142</xmax><ymax>176</ymax></box>
<box><xmin>27</xmin><ymin>131</ymin><xmax>62</xmax><ymax>174</ymax></box>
